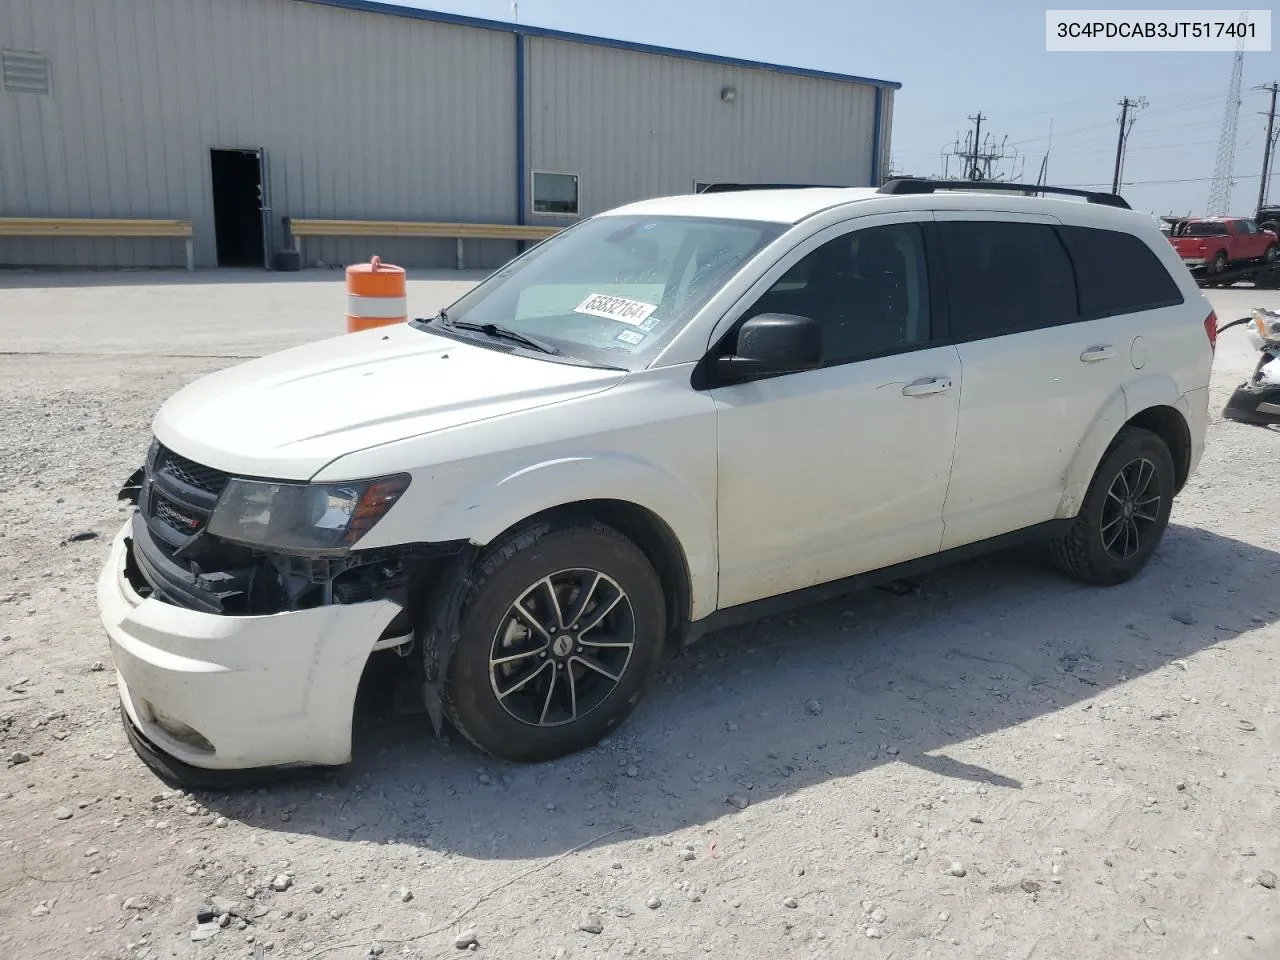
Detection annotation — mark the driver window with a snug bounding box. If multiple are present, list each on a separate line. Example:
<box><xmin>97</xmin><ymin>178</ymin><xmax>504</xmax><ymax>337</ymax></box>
<box><xmin>747</xmin><ymin>223</ymin><xmax>932</xmax><ymax>364</ymax></box>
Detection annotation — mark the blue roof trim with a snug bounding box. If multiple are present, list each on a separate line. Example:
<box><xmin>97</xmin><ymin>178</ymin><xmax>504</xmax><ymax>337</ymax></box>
<box><xmin>297</xmin><ymin>0</ymin><xmax>901</xmax><ymax>90</ymax></box>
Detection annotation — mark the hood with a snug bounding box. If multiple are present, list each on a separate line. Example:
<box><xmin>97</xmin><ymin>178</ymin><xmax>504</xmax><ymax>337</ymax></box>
<box><xmin>153</xmin><ymin>324</ymin><xmax>627</xmax><ymax>479</ymax></box>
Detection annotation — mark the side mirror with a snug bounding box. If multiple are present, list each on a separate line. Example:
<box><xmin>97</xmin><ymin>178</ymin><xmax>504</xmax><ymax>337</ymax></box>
<box><xmin>717</xmin><ymin>313</ymin><xmax>822</xmax><ymax>379</ymax></box>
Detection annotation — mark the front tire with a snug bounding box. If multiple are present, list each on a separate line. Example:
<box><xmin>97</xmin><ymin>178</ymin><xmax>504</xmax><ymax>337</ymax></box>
<box><xmin>1050</xmin><ymin>427</ymin><xmax>1175</xmax><ymax>586</ymax></box>
<box><xmin>443</xmin><ymin>519</ymin><xmax>666</xmax><ymax>762</ymax></box>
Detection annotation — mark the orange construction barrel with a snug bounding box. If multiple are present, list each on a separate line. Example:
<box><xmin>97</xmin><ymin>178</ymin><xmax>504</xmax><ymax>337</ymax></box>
<box><xmin>346</xmin><ymin>256</ymin><xmax>407</xmax><ymax>333</ymax></box>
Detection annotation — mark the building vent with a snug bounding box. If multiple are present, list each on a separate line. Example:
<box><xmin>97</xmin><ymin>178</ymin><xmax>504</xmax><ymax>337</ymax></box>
<box><xmin>2</xmin><ymin>50</ymin><xmax>51</xmax><ymax>96</ymax></box>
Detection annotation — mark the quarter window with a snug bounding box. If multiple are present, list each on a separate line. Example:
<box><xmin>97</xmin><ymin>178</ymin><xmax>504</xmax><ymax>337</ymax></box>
<box><xmin>747</xmin><ymin>222</ymin><xmax>932</xmax><ymax>364</ymax></box>
<box><xmin>937</xmin><ymin>221</ymin><xmax>1078</xmax><ymax>339</ymax></box>
<box><xmin>1058</xmin><ymin>226</ymin><xmax>1184</xmax><ymax>318</ymax></box>
<box><xmin>532</xmin><ymin>171</ymin><xmax>579</xmax><ymax>215</ymax></box>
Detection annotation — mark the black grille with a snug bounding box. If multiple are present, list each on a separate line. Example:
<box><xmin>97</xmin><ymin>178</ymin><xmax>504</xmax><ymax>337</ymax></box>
<box><xmin>152</xmin><ymin>494</ymin><xmax>203</xmax><ymax>536</ymax></box>
<box><xmin>156</xmin><ymin>446</ymin><xmax>229</xmax><ymax>495</ymax></box>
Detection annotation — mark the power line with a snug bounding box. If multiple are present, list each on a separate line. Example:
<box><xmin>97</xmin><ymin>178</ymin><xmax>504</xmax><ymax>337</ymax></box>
<box><xmin>1060</xmin><ymin>172</ymin><xmax>1265</xmax><ymax>188</ymax></box>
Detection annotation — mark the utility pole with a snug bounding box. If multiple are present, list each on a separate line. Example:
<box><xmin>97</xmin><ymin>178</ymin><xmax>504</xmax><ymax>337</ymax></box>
<box><xmin>1257</xmin><ymin>82</ymin><xmax>1279</xmax><ymax>211</ymax></box>
<box><xmin>1112</xmin><ymin>96</ymin><xmax>1146</xmax><ymax>194</ymax></box>
<box><xmin>967</xmin><ymin>113</ymin><xmax>984</xmax><ymax>181</ymax></box>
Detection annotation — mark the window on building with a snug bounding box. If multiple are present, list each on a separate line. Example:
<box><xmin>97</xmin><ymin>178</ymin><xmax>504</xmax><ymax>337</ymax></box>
<box><xmin>745</xmin><ymin>222</ymin><xmax>933</xmax><ymax>364</ymax></box>
<box><xmin>1057</xmin><ymin>226</ymin><xmax>1183</xmax><ymax>319</ymax></box>
<box><xmin>2</xmin><ymin>49</ymin><xmax>51</xmax><ymax>96</ymax></box>
<box><xmin>937</xmin><ymin>220</ymin><xmax>1078</xmax><ymax>339</ymax></box>
<box><xmin>532</xmin><ymin>172</ymin><xmax>579</xmax><ymax>215</ymax></box>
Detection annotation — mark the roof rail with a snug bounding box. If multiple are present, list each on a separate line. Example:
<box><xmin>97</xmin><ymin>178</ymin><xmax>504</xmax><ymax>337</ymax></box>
<box><xmin>696</xmin><ymin>182</ymin><xmax>846</xmax><ymax>193</ymax></box>
<box><xmin>877</xmin><ymin>178</ymin><xmax>1131</xmax><ymax>210</ymax></box>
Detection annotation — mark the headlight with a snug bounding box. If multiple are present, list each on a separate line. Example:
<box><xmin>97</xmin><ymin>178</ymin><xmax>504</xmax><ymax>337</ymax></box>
<box><xmin>1252</xmin><ymin>308</ymin><xmax>1280</xmax><ymax>344</ymax></box>
<box><xmin>207</xmin><ymin>474</ymin><xmax>410</xmax><ymax>555</ymax></box>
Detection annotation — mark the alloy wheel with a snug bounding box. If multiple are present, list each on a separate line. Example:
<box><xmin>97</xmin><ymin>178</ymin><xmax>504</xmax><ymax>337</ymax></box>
<box><xmin>1100</xmin><ymin>456</ymin><xmax>1162</xmax><ymax>561</ymax></box>
<box><xmin>488</xmin><ymin>569</ymin><xmax>636</xmax><ymax>727</ymax></box>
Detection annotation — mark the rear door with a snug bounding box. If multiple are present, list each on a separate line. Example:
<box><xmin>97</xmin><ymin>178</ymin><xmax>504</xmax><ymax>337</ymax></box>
<box><xmin>935</xmin><ymin>214</ymin><xmax>1128</xmax><ymax>550</ymax></box>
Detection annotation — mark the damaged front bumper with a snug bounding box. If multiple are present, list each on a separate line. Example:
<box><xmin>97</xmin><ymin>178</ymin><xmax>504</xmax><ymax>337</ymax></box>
<box><xmin>98</xmin><ymin>521</ymin><xmax>404</xmax><ymax>775</ymax></box>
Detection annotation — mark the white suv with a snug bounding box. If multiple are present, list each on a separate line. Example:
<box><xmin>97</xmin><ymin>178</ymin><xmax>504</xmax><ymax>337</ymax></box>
<box><xmin>98</xmin><ymin>180</ymin><xmax>1214</xmax><ymax>783</ymax></box>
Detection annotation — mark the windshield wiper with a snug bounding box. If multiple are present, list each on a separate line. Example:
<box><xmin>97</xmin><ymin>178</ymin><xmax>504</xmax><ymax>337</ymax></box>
<box><xmin>441</xmin><ymin>318</ymin><xmax>561</xmax><ymax>356</ymax></box>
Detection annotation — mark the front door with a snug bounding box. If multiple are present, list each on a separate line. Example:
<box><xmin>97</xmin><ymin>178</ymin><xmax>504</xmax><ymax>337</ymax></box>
<box><xmin>709</xmin><ymin>216</ymin><xmax>962</xmax><ymax>608</ymax></box>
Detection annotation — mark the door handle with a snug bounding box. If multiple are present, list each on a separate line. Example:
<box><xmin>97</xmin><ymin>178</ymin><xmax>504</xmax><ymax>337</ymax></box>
<box><xmin>901</xmin><ymin>376</ymin><xmax>952</xmax><ymax>397</ymax></box>
<box><xmin>1080</xmin><ymin>345</ymin><xmax>1116</xmax><ymax>363</ymax></box>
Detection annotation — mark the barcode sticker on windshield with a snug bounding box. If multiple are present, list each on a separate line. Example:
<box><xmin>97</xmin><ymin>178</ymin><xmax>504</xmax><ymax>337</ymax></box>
<box><xmin>615</xmin><ymin>329</ymin><xmax>646</xmax><ymax>345</ymax></box>
<box><xmin>574</xmin><ymin>293</ymin><xmax>658</xmax><ymax>326</ymax></box>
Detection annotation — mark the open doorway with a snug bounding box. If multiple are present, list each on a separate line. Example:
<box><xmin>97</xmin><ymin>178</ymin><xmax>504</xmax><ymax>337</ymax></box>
<box><xmin>210</xmin><ymin>148</ymin><xmax>266</xmax><ymax>267</ymax></box>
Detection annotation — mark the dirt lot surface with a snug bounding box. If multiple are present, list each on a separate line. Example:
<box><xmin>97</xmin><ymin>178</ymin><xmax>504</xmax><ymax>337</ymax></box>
<box><xmin>1</xmin><ymin>271</ymin><xmax>1278</xmax><ymax>960</ymax></box>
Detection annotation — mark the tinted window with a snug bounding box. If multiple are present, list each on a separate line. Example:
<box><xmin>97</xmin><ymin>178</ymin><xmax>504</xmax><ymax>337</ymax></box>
<box><xmin>747</xmin><ymin>223</ymin><xmax>932</xmax><ymax>364</ymax></box>
<box><xmin>1180</xmin><ymin>221</ymin><xmax>1227</xmax><ymax>236</ymax></box>
<box><xmin>937</xmin><ymin>221</ymin><xmax>1077</xmax><ymax>339</ymax></box>
<box><xmin>1058</xmin><ymin>226</ymin><xmax>1184</xmax><ymax>317</ymax></box>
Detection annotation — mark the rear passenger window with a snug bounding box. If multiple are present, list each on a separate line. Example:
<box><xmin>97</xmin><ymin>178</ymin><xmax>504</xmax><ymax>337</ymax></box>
<box><xmin>937</xmin><ymin>221</ymin><xmax>1078</xmax><ymax>340</ymax></box>
<box><xmin>1058</xmin><ymin>226</ymin><xmax>1184</xmax><ymax>318</ymax></box>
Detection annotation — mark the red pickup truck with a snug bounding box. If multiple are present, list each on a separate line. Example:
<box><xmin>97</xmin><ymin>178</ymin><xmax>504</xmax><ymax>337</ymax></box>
<box><xmin>1169</xmin><ymin>217</ymin><xmax>1279</xmax><ymax>274</ymax></box>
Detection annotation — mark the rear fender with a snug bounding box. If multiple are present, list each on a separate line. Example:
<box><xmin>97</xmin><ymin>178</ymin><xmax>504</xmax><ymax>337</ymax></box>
<box><xmin>1056</xmin><ymin>376</ymin><xmax>1190</xmax><ymax>518</ymax></box>
<box><xmin>420</xmin><ymin>454</ymin><xmax>717</xmax><ymax>620</ymax></box>
<box><xmin>1055</xmin><ymin>387</ymin><xmax>1128</xmax><ymax>518</ymax></box>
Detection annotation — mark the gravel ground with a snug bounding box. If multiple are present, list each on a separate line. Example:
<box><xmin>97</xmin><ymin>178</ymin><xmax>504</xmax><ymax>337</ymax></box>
<box><xmin>1</xmin><ymin>271</ymin><xmax>1278</xmax><ymax>960</ymax></box>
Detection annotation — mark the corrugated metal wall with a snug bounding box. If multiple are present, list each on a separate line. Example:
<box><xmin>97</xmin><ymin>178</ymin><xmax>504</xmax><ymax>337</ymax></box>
<box><xmin>0</xmin><ymin>0</ymin><xmax>888</xmax><ymax>270</ymax></box>
<box><xmin>0</xmin><ymin>0</ymin><xmax>517</xmax><ymax>268</ymax></box>
<box><xmin>524</xmin><ymin>37</ymin><xmax>878</xmax><ymax>223</ymax></box>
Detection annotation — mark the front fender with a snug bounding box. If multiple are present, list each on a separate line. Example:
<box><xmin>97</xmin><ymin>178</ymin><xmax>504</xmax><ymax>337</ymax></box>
<box><xmin>417</xmin><ymin>453</ymin><xmax>718</xmax><ymax>620</ymax></box>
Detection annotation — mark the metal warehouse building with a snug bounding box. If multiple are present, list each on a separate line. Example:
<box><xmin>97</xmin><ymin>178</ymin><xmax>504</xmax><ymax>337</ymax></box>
<box><xmin>0</xmin><ymin>0</ymin><xmax>898</xmax><ymax>270</ymax></box>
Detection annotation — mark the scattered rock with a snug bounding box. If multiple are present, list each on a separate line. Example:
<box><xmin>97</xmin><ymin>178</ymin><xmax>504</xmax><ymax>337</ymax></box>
<box><xmin>945</xmin><ymin>861</ymin><xmax>967</xmax><ymax>878</ymax></box>
<box><xmin>31</xmin><ymin>902</ymin><xmax>51</xmax><ymax>918</ymax></box>
<box><xmin>8</xmin><ymin>751</ymin><xmax>29</xmax><ymax>766</ymax></box>
<box><xmin>804</xmin><ymin>699</ymin><xmax>823</xmax><ymax>717</ymax></box>
<box><xmin>625</xmin><ymin>765</ymin><xmax>639</xmax><ymax>778</ymax></box>
<box><xmin>938</xmin><ymin>911</ymin><xmax>951</xmax><ymax>922</ymax></box>
<box><xmin>90</xmin><ymin>661</ymin><xmax>105</xmax><ymax>672</ymax></box>
<box><xmin>578</xmin><ymin>914</ymin><xmax>604</xmax><ymax>935</ymax></box>
<box><xmin>214</xmin><ymin>816</ymin><xmax>229</xmax><ymax>828</ymax></box>
<box><xmin>969</xmin><ymin>815</ymin><xmax>983</xmax><ymax>824</ymax></box>
<box><xmin>782</xmin><ymin>896</ymin><xmax>799</xmax><ymax>909</ymax></box>
<box><xmin>865</xmin><ymin>927</ymin><xmax>883</xmax><ymax>939</ymax></box>
<box><xmin>679</xmin><ymin>847</ymin><xmax>695</xmax><ymax>862</ymax></box>
<box><xmin>870</xmin><ymin>907</ymin><xmax>887</xmax><ymax>923</ymax></box>
<box><xmin>1175</xmin><ymin>781</ymin><xmax>1186</xmax><ymax>791</ymax></box>
<box><xmin>312</xmin><ymin>883</ymin><xmax>324</xmax><ymax>894</ymax></box>
<box><xmin>726</xmin><ymin>794</ymin><xmax>749</xmax><ymax>810</ymax></box>
<box><xmin>1170</xmin><ymin>610</ymin><xmax>1195</xmax><ymax>626</ymax></box>
<box><xmin>1143</xmin><ymin>917</ymin><xmax>1167</xmax><ymax>936</ymax></box>
<box><xmin>53</xmin><ymin>806</ymin><xmax>73</xmax><ymax>821</ymax></box>
<box><xmin>726</xmin><ymin>722</ymin><xmax>738</xmax><ymax>732</ymax></box>
<box><xmin>453</xmin><ymin>930</ymin><xmax>478</xmax><ymax>950</ymax></box>
<box><xmin>271</xmin><ymin>874</ymin><xmax>292</xmax><ymax>892</ymax></box>
<box><xmin>196</xmin><ymin>905</ymin><xmax>216</xmax><ymax>924</ymax></box>
<box><xmin>645</xmin><ymin>895</ymin><xmax>662</xmax><ymax>910</ymax></box>
<box><xmin>397</xmin><ymin>887</ymin><xmax>413</xmax><ymax>903</ymax></box>
<box><xmin>369</xmin><ymin>944</ymin><xmax>384</xmax><ymax>957</ymax></box>
<box><xmin>477</xmin><ymin>773</ymin><xmax>492</xmax><ymax>785</ymax></box>
<box><xmin>1257</xmin><ymin>870</ymin><xmax>1277</xmax><ymax>890</ymax></box>
<box><xmin>1020</xmin><ymin>879</ymin><xmax>1041</xmax><ymax>894</ymax></box>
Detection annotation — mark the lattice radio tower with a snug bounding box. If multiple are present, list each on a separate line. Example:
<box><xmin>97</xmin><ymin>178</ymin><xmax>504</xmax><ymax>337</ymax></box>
<box><xmin>1206</xmin><ymin>31</ymin><xmax>1247</xmax><ymax>214</ymax></box>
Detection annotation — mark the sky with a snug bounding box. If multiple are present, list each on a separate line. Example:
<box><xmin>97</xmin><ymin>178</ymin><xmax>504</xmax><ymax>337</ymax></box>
<box><xmin>391</xmin><ymin>0</ymin><xmax>1279</xmax><ymax>216</ymax></box>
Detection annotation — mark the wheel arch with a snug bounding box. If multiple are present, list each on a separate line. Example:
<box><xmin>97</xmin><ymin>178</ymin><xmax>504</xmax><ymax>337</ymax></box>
<box><xmin>489</xmin><ymin>499</ymin><xmax>695</xmax><ymax>645</ymax></box>
<box><xmin>1058</xmin><ymin>381</ymin><xmax>1194</xmax><ymax>517</ymax></box>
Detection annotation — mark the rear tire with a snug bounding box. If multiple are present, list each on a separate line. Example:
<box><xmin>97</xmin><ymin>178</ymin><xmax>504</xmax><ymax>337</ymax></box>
<box><xmin>1263</xmin><ymin>243</ymin><xmax>1279</xmax><ymax>264</ymax></box>
<box><xmin>1050</xmin><ymin>427</ymin><xmax>1175</xmax><ymax>586</ymax></box>
<box><xmin>443</xmin><ymin>519</ymin><xmax>666</xmax><ymax>762</ymax></box>
<box><xmin>1207</xmin><ymin>250</ymin><xmax>1228</xmax><ymax>275</ymax></box>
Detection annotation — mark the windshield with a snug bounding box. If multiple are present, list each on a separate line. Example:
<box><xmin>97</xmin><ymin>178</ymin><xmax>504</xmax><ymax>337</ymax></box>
<box><xmin>1179</xmin><ymin>221</ymin><xmax>1228</xmax><ymax>237</ymax></box>
<box><xmin>426</xmin><ymin>215</ymin><xmax>785</xmax><ymax>368</ymax></box>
